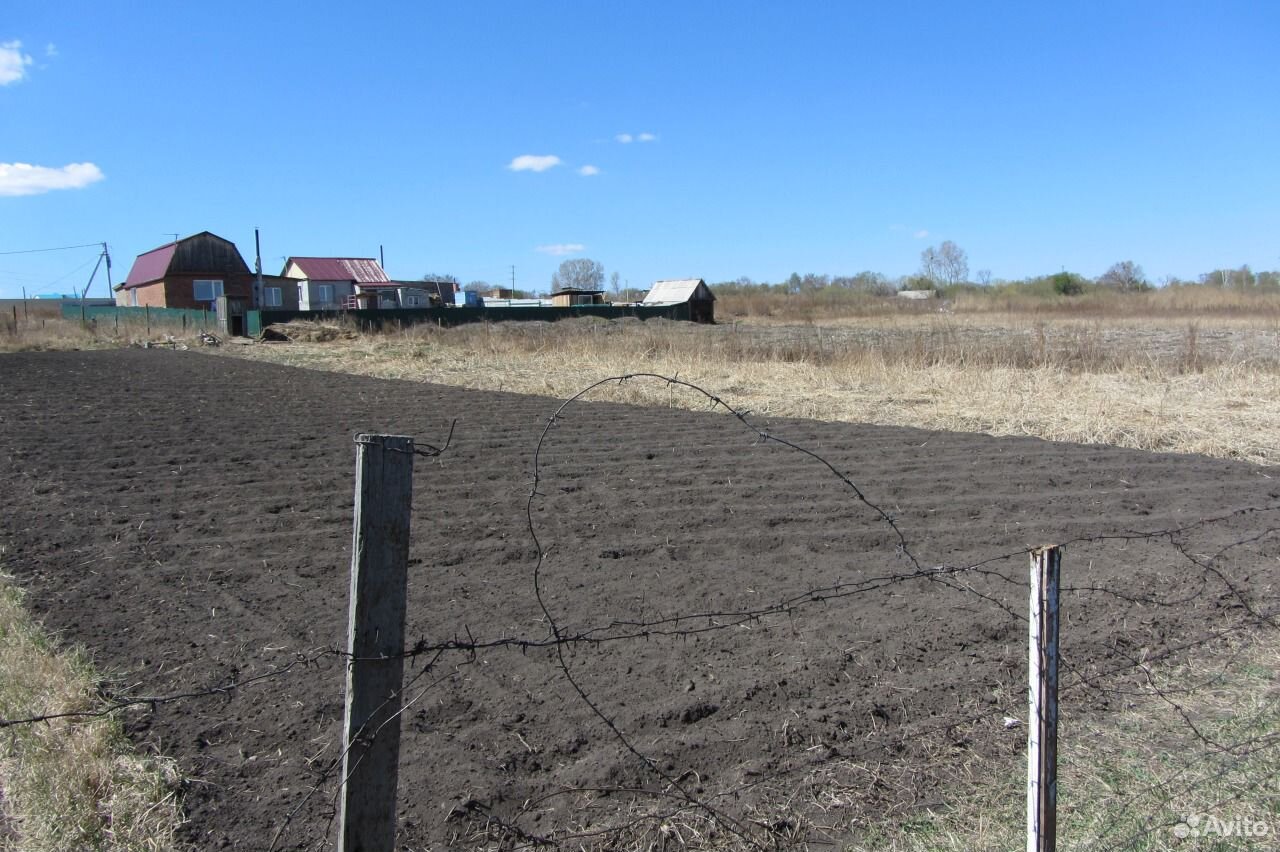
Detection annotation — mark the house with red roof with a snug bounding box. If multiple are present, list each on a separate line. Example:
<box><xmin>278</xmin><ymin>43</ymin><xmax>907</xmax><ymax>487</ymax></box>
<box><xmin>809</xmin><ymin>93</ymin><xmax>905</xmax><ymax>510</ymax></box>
<box><xmin>282</xmin><ymin>256</ymin><xmax>391</xmax><ymax>310</ymax></box>
<box><xmin>115</xmin><ymin>231</ymin><xmax>254</xmax><ymax>310</ymax></box>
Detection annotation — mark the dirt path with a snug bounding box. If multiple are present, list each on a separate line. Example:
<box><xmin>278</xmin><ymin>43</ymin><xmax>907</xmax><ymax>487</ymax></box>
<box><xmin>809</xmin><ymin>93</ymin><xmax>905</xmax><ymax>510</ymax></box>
<box><xmin>0</xmin><ymin>350</ymin><xmax>1276</xmax><ymax>849</ymax></box>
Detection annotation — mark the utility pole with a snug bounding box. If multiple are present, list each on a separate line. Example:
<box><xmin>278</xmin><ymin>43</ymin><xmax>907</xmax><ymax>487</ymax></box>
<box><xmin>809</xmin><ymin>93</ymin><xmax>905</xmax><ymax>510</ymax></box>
<box><xmin>380</xmin><ymin>244</ymin><xmax>385</xmax><ymax>271</ymax></box>
<box><xmin>254</xmin><ymin>228</ymin><xmax>265</xmax><ymax>308</ymax></box>
<box><xmin>102</xmin><ymin>243</ymin><xmax>112</xmax><ymax>298</ymax></box>
<box><xmin>511</xmin><ymin>265</ymin><xmax>516</xmax><ymax>295</ymax></box>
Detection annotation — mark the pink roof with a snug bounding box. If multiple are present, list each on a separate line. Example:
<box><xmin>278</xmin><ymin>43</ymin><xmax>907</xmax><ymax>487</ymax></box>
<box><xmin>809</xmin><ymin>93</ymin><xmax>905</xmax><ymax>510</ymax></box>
<box><xmin>124</xmin><ymin>242</ymin><xmax>177</xmax><ymax>288</ymax></box>
<box><xmin>286</xmin><ymin>257</ymin><xmax>389</xmax><ymax>284</ymax></box>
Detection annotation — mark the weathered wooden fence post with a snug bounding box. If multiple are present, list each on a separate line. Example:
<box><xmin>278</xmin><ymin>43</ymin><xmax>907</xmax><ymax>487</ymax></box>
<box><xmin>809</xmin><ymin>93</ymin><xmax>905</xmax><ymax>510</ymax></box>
<box><xmin>145</xmin><ymin>305</ymin><xmax>151</xmax><ymax>335</ymax></box>
<box><xmin>1027</xmin><ymin>545</ymin><xmax>1061</xmax><ymax>852</ymax></box>
<box><xmin>338</xmin><ymin>434</ymin><xmax>414</xmax><ymax>852</ymax></box>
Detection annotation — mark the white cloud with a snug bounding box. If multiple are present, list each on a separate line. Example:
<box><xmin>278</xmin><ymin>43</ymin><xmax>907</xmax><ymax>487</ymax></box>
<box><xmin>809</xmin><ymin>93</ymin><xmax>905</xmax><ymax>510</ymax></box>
<box><xmin>0</xmin><ymin>40</ymin><xmax>34</xmax><ymax>85</ymax></box>
<box><xmin>637</xmin><ymin>132</ymin><xmax>657</xmax><ymax>142</ymax></box>
<box><xmin>45</xmin><ymin>43</ymin><xmax>57</xmax><ymax>58</ymax></box>
<box><xmin>578</xmin><ymin>165</ymin><xmax>600</xmax><ymax>176</ymax></box>
<box><xmin>508</xmin><ymin>154</ymin><xmax>562</xmax><ymax>173</ymax></box>
<box><xmin>615</xmin><ymin>133</ymin><xmax>633</xmax><ymax>144</ymax></box>
<box><xmin>913</xmin><ymin>229</ymin><xmax>930</xmax><ymax>239</ymax></box>
<box><xmin>0</xmin><ymin>162</ymin><xmax>105</xmax><ymax>196</ymax></box>
<box><xmin>536</xmin><ymin>243</ymin><xmax>585</xmax><ymax>256</ymax></box>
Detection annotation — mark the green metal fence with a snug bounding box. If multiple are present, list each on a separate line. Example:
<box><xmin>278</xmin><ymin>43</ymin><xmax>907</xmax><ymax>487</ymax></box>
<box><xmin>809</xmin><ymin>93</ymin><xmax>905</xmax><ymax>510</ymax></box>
<box><xmin>61</xmin><ymin>304</ymin><xmax>217</xmax><ymax>330</ymax></box>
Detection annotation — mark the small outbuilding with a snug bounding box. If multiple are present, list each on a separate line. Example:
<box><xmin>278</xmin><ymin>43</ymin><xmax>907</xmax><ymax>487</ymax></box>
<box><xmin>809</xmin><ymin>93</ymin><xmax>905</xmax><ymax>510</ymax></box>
<box><xmin>642</xmin><ymin>278</ymin><xmax>716</xmax><ymax>323</ymax></box>
<box><xmin>550</xmin><ymin>288</ymin><xmax>606</xmax><ymax>307</ymax></box>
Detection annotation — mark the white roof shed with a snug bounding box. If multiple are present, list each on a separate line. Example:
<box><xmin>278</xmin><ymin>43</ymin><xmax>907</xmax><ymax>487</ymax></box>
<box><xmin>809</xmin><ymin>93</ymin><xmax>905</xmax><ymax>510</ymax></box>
<box><xmin>642</xmin><ymin>278</ymin><xmax>715</xmax><ymax>305</ymax></box>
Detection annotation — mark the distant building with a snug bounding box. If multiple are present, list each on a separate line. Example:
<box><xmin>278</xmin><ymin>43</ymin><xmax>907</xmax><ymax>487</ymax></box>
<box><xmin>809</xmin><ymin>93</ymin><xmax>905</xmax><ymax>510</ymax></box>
<box><xmin>642</xmin><ymin>278</ymin><xmax>716</xmax><ymax>323</ymax></box>
<box><xmin>258</xmin><ymin>274</ymin><xmax>300</xmax><ymax>310</ymax></box>
<box><xmin>116</xmin><ymin>231</ymin><xmax>253</xmax><ymax>310</ymax></box>
<box><xmin>354</xmin><ymin>282</ymin><xmax>436</xmax><ymax>309</ymax></box>
<box><xmin>550</xmin><ymin>288</ymin><xmax>606</xmax><ymax>307</ymax></box>
<box><xmin>282</xmin><ymin>257</ymin><xmax>389</xmax><ymax>310</ymax></box>
<box><xmin>419</xmin><ymin>279</ymin><xmax>460</xmax><ymax>306</ymax></box>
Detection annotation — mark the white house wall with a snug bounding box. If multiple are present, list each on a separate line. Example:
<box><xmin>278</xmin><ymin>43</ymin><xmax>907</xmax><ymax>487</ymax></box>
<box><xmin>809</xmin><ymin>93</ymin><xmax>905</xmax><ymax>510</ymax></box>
<box><xmin>296</xmin><ymin>280</ymin><xmax>354</xmax><ymax>310</ymax></box>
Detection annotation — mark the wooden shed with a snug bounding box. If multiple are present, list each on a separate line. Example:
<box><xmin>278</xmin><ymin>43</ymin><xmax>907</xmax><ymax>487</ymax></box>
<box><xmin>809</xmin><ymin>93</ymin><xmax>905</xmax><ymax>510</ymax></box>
<box><xmin>550</xmin><ymin>288</ymin><xmax>606</xmax><ymax>307</ymax></box>
<box><xmin>642</xmin><ymin>278</ymin><xmax>716</xmax><ymax>323</ymax></box>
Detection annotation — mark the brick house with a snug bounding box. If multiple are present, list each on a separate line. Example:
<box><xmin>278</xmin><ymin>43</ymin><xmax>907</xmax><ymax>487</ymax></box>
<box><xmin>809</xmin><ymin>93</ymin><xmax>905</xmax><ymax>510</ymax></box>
<box><xmin>115</xmin><ymin>232</ymin><xmax>254</xmax><ymax>309</ymax></box>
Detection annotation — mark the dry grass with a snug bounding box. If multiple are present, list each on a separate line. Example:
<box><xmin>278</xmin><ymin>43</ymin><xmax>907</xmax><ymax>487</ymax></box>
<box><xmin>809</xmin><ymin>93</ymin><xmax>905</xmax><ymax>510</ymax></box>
<box><xmin>717</xmin><ymin>283</ymin><xmax>1280</xmax><ymax>322</ymax></box>
<box><xmin>0</xmin><ymin>565</ymin><xmax>183</xmax><ymax>851</ymax></box>
<box><xmin>219</xmin><ymin>314</ymin><xmax>1280</xmax><ymax>466</ymax></box>
<box><xmin>0</xmin><ymin>314</ymin><xmax>209</xmax><ymax>353</ymax></box>
<box><xmin>847</xmin><ymin>633</ymin><xmax>1280</xmax><ymax>851</ymax></box>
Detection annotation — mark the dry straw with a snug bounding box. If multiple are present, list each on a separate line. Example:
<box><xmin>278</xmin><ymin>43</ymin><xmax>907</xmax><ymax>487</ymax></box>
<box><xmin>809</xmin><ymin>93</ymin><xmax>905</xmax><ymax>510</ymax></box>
<box><xmin>222</xmin><ymin>313</ymin><xmax>1280</xmax><ymax>466</ymax></box>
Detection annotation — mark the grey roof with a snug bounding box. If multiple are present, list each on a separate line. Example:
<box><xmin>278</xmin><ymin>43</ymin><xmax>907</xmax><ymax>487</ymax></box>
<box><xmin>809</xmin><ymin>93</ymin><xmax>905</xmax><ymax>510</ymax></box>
<box><xmin>642</xmin><ymin>278</ymin><xmax>714</xmax><ymax>305</ymax></box>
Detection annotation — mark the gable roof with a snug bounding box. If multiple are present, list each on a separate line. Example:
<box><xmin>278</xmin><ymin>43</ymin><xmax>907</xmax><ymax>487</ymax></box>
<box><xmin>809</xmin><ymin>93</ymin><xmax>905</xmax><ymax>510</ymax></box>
<box><xmin>285</xmin><ymin>257</ymin><xmax>389</xmax><ymax>284</ymax></box>
<box><xmin>642</xmin><ymin>278</ymin><xmax>714</xmax><ymax>304</ymax></box>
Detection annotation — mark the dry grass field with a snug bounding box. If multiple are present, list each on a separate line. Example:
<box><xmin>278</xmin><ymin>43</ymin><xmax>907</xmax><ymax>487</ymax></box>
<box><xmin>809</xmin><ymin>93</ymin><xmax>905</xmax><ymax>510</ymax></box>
<box><xmin>216</xmin><ymin>309</ymin><xmax>1280</xmax><ymax>466</ymax></box>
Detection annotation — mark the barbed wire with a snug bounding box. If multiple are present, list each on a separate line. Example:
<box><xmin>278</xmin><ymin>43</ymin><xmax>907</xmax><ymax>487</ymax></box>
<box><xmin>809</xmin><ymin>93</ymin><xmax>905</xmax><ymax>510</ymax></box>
<box><xmin>2</xmin><ymin>371</ymin><xmax>1276</xmax><ymax>851</ymax></box>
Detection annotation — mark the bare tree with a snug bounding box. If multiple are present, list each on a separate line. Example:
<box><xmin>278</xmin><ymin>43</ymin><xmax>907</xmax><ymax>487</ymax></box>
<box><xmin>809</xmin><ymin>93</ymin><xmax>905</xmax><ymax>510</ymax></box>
<box><xmin>551</xmin><ymin>258</ymin><xmax>605</xmax><ymax>291</ymax></box>
<box><xmin>609</xmin><ymin>270</ymin><xmax>621</xmax><ymax>299</ymax></box>
<box><xmin>920</xmin><ymin>241</ymin><xmax>969</xmax><ymax>287</ymax></box>
<box><xmin>1098</xmin><ymin>261</ymin><xmax>1147</xmax><ymax>292</ymax></box>
<box><xmin>463</xmin><ymin>280</ymin><xmax>490</xmax><ymax>293</ymax></box>
<box><xmin>421</xmin><ymin>272</ymin><xmax>459</xmax><ymax>285</ymax></box>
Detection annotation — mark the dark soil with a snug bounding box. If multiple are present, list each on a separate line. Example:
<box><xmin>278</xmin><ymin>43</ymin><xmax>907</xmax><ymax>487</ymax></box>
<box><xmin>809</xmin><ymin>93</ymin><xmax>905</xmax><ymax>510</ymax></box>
<box><xmin>0</xmin><ymin>350</ymin><xmax>1276</xmax><ymax>850</ymax></box>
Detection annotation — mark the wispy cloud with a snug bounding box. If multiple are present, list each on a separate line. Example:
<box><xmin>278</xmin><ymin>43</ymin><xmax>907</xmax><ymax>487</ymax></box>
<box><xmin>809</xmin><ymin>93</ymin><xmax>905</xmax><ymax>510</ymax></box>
<box><xmin>890</xmin><ymin>224</ymin><xmax>931</xmax><ymax>240</ymax></box>
<box><xmin>615</xmin><ymin>133</ymin><xmax>633</xmax><ymax>144</ymax></box>
<box><xmin>616</xmin><ymin>132</ymin><xmax>656</xmax><ymax>144</ymax></box>
<box><xmin>507</xmin><ymin>154</ymin><xmax>562</xmax><ymax>173</ymax></box>
<box><xmin>0</xmin><ymin>162</ymin><xmax>105</xmax><ymax>196</ymax></box>
<box><xmin>536</xmin><ymin>243</ymin><xmax>585</xmax><ymax>256</ymax></box>
<box><xmin>45</xmin><ymin>43</ymin><xmax>57</xmax><ymax>58</ymax></box>
<box><xmin>0</xmin><ymin>40</ymin><xmax>34</xmax><ymax>85</ymax></box>
<box><xmin>637</xmin><ymin>132</ymin><xmax>657</xmax><ymax>142</ymax></box>
<box><xmin>578</xmin><ymin>165</ymin><xmax>600</xmax><ymax>176</ymax></box>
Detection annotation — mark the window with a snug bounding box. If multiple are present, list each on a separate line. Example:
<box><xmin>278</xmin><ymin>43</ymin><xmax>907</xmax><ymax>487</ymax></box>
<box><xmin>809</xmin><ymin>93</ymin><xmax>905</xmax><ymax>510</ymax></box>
<box><xmin>193</xmin><ymin>279</ymin><xmax>224</xmax><ymax>301</ymax></box>
<box><xmin>317</xmin><ymin>284</ymin><xmax>334</xmax><ymax>305</ymax></box>
<box><xmin>264</xmin><ymin>287</ymin><xmax>282</xmax><ymax>307</ymax></box>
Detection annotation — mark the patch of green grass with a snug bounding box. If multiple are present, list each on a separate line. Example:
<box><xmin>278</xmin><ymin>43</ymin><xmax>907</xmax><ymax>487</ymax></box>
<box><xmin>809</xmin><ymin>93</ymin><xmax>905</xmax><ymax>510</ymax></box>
<box><xmin>0</xmin><ymin>565</ymin><xmax>184</xmax><ymax>851</ymax></box>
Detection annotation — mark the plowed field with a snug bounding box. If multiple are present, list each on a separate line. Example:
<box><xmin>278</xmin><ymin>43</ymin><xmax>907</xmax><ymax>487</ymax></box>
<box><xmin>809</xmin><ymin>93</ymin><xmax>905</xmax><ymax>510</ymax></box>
<box><xmin>1</xmin><ymin>350</ymin><xmax>1276</xmax><ymax>849</ymax></box>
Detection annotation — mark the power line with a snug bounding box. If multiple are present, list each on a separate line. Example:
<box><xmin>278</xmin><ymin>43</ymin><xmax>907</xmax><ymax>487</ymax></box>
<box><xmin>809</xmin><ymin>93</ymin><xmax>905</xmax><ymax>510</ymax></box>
<box><xmin>0</xmin><ymin>242</ymin><xmax>103</xmax><ymax>256</ymax></box>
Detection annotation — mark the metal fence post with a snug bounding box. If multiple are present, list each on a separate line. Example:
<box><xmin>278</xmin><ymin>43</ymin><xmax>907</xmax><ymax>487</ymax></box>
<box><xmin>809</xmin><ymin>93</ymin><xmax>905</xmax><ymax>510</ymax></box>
<box><xmin>1027</xmin><ymin>545</ymin><xmax>1061</xmax><ymax>852</ymax></box>
<box><xmin>338</xmin><ymin>434</ymin><xmax>414</xmax><ymax>852</ymax></box>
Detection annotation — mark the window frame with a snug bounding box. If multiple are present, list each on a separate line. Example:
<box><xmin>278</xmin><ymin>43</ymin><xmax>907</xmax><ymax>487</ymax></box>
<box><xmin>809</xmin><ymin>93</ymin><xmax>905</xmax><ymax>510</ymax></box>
<box><xmin>263</xmin><ymin>286</ymin><xmax>282</xmax><ymax>308</ymax></box>
<box><xmin>193</xmin><ymin>279</ymin><xmax>224</xmax><ymax>302</ymax></box>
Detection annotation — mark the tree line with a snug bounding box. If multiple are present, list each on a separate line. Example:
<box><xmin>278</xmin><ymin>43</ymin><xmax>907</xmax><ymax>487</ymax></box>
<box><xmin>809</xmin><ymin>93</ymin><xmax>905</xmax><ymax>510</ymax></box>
<box><xmin>709</xmin><ymin>241</ymin><xmax>1280</xmax><ymax>299</ymax></box>
<box><xmin>422</xmin><ymin>241</ymin><xmax>1278</xmax><ymax>303</ymax></box>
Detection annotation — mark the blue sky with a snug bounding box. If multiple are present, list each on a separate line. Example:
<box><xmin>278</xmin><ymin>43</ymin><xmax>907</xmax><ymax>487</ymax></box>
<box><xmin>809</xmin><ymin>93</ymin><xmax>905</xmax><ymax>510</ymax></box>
<box><xmin>2</xmin><ymin>2</ymin><xmax>1277</xmax><ymax>298</ymax></box>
